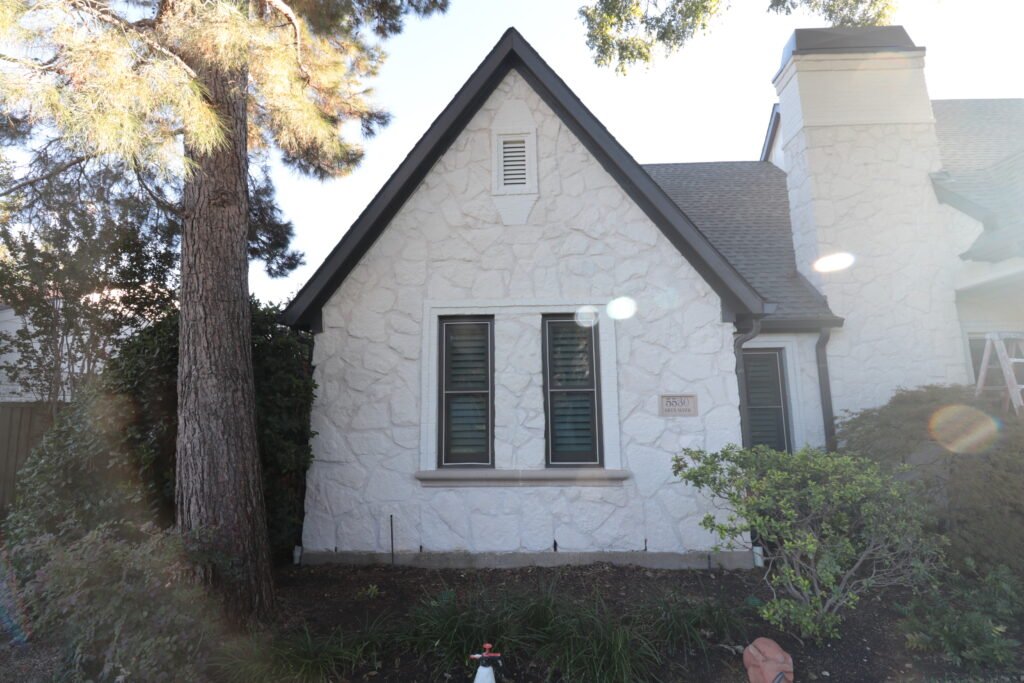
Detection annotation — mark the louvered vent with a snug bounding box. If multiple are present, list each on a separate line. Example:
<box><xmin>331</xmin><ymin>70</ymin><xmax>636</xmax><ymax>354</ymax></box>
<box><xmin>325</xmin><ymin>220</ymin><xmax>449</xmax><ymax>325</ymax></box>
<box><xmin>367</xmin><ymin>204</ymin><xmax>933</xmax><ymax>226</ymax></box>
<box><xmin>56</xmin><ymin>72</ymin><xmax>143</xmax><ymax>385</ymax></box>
<box><xmin>501</xmin><ymin>138</ymin><xmax>528</xmax><ymax>187</ymax></box>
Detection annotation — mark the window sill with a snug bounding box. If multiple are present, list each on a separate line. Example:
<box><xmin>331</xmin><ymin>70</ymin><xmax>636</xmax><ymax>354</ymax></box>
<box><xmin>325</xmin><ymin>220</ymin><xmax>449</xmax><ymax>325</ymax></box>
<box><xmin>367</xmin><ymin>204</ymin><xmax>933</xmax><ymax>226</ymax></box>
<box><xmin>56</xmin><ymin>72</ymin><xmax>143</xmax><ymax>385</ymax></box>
<box><xmin>414</xmin><ymin>468</ymin><xmax>631</xmax><ymax>488</ymax></box>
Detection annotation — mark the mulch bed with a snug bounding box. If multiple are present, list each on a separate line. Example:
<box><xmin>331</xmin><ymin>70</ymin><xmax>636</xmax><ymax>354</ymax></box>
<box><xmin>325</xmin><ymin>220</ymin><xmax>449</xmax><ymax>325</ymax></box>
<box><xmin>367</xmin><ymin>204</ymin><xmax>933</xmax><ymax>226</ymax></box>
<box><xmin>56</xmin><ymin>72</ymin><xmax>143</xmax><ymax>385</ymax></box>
<box><xmin>273</xmin><ymin>562</ymin><xmax>1024</xmax><ymax>682</ymax></box>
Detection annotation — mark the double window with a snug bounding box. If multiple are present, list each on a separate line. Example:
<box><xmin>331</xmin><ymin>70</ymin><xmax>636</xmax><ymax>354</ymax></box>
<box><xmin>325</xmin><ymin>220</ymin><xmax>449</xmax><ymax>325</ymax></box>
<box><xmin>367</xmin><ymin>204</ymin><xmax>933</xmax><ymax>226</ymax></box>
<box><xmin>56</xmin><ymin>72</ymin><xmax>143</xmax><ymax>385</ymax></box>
<box><xmin>436</xmin><ymin>314</ymin><xmax>603</xmax><ymax>468</ymax></box>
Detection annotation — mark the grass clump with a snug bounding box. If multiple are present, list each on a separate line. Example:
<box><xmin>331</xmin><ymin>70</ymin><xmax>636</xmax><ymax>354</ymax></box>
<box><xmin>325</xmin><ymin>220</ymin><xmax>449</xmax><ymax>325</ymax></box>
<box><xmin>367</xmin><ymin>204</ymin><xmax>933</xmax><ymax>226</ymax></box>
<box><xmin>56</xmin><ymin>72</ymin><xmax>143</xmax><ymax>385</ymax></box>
<box><xmin>211</xmin><ymin>617</ymin><xmax>390</xmax><ymax>682</ymax></box>
<box><xmin>399</xmin><ymin>581</ymin><xmax>748</xmax><ymax>682</ymax></box>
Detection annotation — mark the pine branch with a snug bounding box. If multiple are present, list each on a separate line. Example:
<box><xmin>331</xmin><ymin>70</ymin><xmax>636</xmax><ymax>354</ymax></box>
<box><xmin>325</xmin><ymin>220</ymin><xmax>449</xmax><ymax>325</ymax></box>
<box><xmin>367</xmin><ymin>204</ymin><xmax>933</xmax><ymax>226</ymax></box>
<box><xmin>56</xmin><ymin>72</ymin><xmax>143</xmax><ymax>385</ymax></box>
<box><xmin>134</xmin><ymin>167</ymin><xmax>181</xmax><ymax>217</ymax></box>
<box><xmin>263</xmin><ymin>0</ymin><xmax>310</xmax><ymax>81</ymax></box>
<box><xmin>0</xmin><ymin>155</ymin><xmax>90</xmax><ymax>198</ymax></box>
<box><xmin>65</xmin><ymin>0</ymin><xmax>198</xmax><ymax>80</ymax></box>
<box><xmin>0</xmin><ymin>53</ymin><xmax>59</xmax><ymax>71</ymax></box>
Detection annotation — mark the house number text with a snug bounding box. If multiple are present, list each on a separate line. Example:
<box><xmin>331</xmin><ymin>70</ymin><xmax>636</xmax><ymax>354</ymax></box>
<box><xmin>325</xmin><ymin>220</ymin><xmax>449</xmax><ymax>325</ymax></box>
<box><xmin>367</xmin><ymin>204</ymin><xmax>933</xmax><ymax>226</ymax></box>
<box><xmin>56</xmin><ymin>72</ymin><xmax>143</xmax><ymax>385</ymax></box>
<box><xmin>659</xmin><ymin>394</ymin><xmax>698</xmax><ymax>417</ymax></box>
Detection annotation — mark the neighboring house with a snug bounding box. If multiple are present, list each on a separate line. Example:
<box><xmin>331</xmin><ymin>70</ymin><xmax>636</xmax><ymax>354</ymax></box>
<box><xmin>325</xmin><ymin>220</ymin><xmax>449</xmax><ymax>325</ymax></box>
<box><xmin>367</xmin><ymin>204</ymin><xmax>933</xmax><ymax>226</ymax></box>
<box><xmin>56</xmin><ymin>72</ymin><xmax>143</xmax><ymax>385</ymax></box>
<box><xmin>282</xmin><ymin>26</ymin><xmax>1023</xmax><ymax>566</ymax></box>
<box><xmin>0</xmin><ymin>304</ymin><xmax>24</xmax><ymax>402</ymax></box>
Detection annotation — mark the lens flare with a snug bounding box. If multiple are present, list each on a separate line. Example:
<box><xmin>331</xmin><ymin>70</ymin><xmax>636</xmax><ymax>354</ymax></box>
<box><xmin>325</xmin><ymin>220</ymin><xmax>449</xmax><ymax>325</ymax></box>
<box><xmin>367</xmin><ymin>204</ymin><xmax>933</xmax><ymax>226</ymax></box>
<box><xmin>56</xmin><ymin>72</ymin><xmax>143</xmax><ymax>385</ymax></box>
<box><xmin>574</xmin><ymin>305</ymin><xmax>599</xmax><ymax>328</ymax></box>
<box><xmin>813</xmin><ymin>252</ymin><xmax>855</xmax><ymax>273</ymax></box>
<box><xmin>928</xmin><ymin>404</ymin><xmax>1000</xmax><ymax>454</ymax></box>
<box><xmin>606</xmin><ymin>296</ymin><xmax>637</xmax><ymax>320</ymax></box>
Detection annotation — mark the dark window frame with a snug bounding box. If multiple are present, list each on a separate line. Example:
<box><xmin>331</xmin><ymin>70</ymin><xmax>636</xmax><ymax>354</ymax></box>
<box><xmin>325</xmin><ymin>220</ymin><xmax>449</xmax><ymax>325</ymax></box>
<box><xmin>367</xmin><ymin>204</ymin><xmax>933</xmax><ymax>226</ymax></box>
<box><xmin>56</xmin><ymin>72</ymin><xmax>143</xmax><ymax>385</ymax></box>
<box><xmin>541</xmin><ymin>314</ymin><xmax>603</xmax><ymax>468</ymax></box>
<box><xmin>437</xmin><ymin>315</ymin><xmax>495</xmax><ymax>468</ymax></box>
<box><xmin>742</xmin><ymin>347</ymin><xmax>794</xmax><ymax>453</ymax></box>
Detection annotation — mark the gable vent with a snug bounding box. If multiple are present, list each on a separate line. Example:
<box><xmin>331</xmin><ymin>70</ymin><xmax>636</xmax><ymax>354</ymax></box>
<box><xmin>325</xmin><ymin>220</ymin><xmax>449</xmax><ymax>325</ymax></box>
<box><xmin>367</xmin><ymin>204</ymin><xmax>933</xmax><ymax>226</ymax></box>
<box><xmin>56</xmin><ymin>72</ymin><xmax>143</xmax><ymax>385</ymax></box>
<box><xmin>501</xmin><ymin>138</ymin><xmax>528</xmax><ymax>187</ymax></box>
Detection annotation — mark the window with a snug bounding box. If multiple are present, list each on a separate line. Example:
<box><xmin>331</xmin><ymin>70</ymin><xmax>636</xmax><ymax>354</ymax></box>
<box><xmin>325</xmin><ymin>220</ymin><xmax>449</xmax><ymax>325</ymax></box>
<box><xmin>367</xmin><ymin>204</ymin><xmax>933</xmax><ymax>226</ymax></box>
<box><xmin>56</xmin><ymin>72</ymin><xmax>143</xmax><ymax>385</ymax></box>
<box><xmin>542</xmin><ymin>315</ymin><xmax>602</xmax><ymax>466</ymax></box>
<box><xmin>742</xmin><ymin>348</ymin><xmax>792</xmax><ymax>452</ymax></box>
<box><xmin>438</xmin><ymin>316</ymin><xmax>494</xmax><ymax>467</ymax></box>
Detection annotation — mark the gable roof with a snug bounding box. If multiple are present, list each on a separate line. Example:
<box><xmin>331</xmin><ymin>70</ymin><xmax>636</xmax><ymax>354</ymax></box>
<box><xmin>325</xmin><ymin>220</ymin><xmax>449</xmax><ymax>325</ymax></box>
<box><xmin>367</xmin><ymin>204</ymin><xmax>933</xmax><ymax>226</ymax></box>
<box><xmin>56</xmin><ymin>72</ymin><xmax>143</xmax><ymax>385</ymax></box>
<box><xmin>645</xmin><ymin>162</ymin><xmax>840</xmax><ymax>330</ymax></box>
<box><xmin>281</xmin><ymin>27</ymin><xmax>767</xmax><ymax>331</ymax></box>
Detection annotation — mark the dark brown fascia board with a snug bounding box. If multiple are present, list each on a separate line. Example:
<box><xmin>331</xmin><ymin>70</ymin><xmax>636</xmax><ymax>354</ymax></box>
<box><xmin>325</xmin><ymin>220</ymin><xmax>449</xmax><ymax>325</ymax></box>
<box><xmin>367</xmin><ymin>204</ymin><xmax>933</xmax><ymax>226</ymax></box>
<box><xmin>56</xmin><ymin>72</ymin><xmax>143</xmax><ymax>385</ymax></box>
<box><xmin>280</xmin><ymin>27</ymin><xmax>767</xmax><ymax>331</ymax></box>
<box><xmin>760</xmin><ymin>104</ymin><xmax>780</xmax><ymax>162</ymax></box>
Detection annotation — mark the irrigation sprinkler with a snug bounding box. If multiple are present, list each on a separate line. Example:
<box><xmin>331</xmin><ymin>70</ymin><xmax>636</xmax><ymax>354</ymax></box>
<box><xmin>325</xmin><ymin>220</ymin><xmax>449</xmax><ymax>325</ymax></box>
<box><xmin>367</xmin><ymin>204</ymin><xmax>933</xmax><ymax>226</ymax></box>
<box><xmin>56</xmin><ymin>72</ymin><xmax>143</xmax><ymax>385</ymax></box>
<box><xmin>469</xmin><ymin>642</ymin><xmax>503</xmax><ymax>683</ymax></box>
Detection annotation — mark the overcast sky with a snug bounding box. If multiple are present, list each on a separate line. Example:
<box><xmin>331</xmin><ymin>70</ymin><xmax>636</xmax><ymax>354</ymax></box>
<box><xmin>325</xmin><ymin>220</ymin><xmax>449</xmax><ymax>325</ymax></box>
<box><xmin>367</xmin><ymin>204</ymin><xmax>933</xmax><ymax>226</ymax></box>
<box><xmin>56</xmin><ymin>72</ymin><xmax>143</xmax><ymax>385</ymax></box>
<box><xmin>252</xmin><ymin>0</ymin><xmax>1024</xmax><ymax>304</ymax></box>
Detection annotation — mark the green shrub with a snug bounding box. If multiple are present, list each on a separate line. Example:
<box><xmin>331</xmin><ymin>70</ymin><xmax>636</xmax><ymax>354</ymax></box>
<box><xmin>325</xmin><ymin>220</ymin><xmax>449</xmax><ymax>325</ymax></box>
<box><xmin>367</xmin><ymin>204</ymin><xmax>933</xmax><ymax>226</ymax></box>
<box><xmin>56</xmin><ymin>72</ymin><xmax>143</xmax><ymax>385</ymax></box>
<box><xmin>674</xmin><ymin>445</ymin><xmax>938</xmax><ymax>641</ymax></box>
<box><xmin>838</xmin><ymin>385</ymin><xmax>1024</xmax><ymax>572</ymax></box>
<box><xmin>15</xmin><ymin>525</ymin><xmax>225</xmax><ymax>682</ymax></box>
<box><xmin>901</xmin><ymin>561</ymin><xmax>1023</xmax><ymax>670</ymax></box>
<box><xmin>4</xmin><ymin>300</ymin><xmax>315</xmax><ymax>562</ymax></box>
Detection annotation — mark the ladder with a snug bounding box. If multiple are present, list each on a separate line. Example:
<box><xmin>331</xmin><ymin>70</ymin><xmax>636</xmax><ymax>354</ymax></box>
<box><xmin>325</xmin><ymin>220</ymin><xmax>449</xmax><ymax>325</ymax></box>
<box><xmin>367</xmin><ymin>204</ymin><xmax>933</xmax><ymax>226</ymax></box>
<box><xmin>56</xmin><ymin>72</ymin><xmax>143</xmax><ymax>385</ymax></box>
<box><xmin>974</xmin><ymin>332</ymin><xmax>1024</xmax><ymax>416</ymax></box>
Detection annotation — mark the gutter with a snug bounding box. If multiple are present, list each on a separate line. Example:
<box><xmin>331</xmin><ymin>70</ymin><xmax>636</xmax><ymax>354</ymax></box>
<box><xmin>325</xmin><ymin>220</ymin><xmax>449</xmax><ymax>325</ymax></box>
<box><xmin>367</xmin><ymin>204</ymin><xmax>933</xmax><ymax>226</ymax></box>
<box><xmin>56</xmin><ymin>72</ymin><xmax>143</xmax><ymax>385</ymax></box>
<box><xmin>815</xmin><ymin>329</ymin><xmax>838</xmax><ymax>451</ymax></box>
<box><xmin>733</xmin><ymin>317</ymin><xmax>763</xmax><ymax>448</ymax></box>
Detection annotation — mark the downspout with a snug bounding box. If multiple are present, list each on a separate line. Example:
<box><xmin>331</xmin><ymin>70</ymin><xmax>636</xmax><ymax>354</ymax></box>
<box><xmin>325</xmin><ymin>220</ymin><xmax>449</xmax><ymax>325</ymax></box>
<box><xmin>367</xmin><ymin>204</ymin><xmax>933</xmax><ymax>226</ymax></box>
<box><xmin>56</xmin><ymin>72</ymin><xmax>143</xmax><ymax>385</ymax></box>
<box><xmin>815</xmin><ymin>328</ymin><xmax>838</xmax><ymax>451</ymax></box>
<box><xmin>734</xmin><ymin>317</ymin><xmax>763</xmax><ymax>448</ymax></box>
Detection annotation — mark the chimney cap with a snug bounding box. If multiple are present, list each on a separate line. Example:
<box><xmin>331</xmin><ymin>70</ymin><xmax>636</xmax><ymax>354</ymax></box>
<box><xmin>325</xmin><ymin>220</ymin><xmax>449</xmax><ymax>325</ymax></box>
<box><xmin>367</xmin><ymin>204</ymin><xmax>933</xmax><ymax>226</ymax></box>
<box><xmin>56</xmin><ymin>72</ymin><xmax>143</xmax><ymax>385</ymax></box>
<box><xmin>781</xmin><ymin>26</ymin><xmax>920</xmax><ymax>68</ymax></box>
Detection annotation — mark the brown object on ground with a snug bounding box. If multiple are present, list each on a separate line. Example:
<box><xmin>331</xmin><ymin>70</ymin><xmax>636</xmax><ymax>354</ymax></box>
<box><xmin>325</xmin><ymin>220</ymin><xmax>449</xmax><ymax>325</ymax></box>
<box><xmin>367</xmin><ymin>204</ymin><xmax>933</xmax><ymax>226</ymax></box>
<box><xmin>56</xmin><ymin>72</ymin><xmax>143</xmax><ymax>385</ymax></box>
<box><xmin>744</xmin><ymin>637</ymin><xmax>794</xmax><ymax>683</ymax></box>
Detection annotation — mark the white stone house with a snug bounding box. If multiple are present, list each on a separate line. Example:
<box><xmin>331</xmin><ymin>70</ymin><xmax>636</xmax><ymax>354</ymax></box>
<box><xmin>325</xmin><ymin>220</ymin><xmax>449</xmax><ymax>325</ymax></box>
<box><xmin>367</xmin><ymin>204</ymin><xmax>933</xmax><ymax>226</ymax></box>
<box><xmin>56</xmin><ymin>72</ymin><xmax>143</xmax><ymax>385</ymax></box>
<box><xmin>282</xmin><ymin>26</ymin><xmax>1023</xmax><ymax>567</ymax></box>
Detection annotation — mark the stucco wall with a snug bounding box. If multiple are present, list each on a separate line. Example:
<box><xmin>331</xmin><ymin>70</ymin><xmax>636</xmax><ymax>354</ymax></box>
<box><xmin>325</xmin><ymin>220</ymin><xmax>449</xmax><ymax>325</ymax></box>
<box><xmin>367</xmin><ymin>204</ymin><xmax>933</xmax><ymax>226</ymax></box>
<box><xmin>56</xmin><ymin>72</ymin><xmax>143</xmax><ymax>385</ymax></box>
<box><xmin>304</xmin><ymin>69</ymin><xmax>743</xmax><ymax>557</ymax></box>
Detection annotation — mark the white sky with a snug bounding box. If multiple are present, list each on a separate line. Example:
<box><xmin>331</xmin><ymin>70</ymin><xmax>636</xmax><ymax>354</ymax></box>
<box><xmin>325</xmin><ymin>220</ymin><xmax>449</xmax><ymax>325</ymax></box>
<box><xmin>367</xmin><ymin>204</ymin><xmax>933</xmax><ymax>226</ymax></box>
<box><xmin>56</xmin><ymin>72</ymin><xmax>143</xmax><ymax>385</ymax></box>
<box><xmin>252</xmin><ymin>0</ymin><xmax>1024</xmax><ymax>304</ymax></box>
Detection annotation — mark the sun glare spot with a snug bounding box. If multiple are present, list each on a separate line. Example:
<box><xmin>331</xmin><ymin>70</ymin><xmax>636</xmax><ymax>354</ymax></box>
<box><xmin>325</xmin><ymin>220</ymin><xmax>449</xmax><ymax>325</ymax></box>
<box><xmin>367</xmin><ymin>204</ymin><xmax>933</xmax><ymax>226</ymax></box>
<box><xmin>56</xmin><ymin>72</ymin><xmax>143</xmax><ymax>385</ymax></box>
<box><xmin>813</xmin><ymin>252</ymin><xmax>855</xmax><ymax>273</ymax></box>
<box><xmin>928</xmin><ymin>404</ymin><xmax>1000</xmax><ymax>454</ymax></box>
<box><xmin>574</xmin><ymin>305</ymin><xmax>599</xmax><ymax>328</ymax></box>
<box><xmin>606</xmin><ymin>296</ymin><xmax>637</xmax><ymax>320</ymax></box>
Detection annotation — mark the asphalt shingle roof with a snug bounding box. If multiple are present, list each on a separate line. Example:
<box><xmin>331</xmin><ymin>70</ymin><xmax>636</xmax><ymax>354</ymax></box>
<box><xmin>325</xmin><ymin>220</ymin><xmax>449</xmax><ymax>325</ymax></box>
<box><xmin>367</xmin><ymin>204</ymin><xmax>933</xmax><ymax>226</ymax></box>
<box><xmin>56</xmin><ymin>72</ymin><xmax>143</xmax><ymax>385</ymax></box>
<box><xmin>643</xmin><ymin>161</ymin><xmax>837</xmax><ymax>325</ymax></box>
<box><xmin>933</xmin><ymin>99</ymin><xmax>1024</xmax><ymax>173</ymax></box>
<box><xmin>932</xmin><ymin>99</ymin><xmax>1024</xmax><ymax>261</ymax></box>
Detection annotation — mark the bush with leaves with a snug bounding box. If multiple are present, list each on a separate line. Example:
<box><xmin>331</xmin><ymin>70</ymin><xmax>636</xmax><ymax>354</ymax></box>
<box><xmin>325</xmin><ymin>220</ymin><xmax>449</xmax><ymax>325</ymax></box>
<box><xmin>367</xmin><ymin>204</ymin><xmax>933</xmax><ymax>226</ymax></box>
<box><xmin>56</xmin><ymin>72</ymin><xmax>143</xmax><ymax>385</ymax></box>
<box><xmin>4</xmin><ymin>299</ymin><xmax>315</xmax><ymax>562</ymax></box>
<box><xmin>673</xmin><ymin>445</ymin><xmax>938</xmax><ymax>641</ymax></box>
<box><xmin>901</xmin><ymin>560</ymin><xmax>1023</xmax><ymax>671</ymax></box>
<box><xmin>14</xmin><ymin>525</ymin><xmax>227</xmax><ymax>682</ymax></box>
<box><xmin>838</xmin><ymin>385</ymin><xmax>1024</xmax><ymax>572</ymax></box>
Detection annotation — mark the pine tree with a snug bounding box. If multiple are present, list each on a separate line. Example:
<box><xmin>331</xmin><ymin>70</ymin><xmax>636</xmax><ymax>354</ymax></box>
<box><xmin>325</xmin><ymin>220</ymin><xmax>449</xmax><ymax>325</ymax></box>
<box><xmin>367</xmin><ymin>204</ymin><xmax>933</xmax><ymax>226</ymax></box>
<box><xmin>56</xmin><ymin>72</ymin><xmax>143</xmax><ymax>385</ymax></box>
<box><xmin>579</xmin><ymin>0</ymin><xmax>895</xmax><ymax>71</ymax></box>
<box><xmin>0</xmin><ymin>0</ymin><xmax>447</xmax><ymax>622</ymax></box>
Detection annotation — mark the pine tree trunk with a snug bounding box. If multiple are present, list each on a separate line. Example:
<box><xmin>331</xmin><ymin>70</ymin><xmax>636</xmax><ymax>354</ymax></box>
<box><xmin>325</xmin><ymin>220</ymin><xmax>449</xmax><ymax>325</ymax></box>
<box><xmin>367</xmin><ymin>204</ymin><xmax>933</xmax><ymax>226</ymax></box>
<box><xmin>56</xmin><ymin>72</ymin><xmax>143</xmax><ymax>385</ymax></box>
<box><xmin>176</xmin><ymin>62</ymin><xmax>275</xmax><ymax>623</ymax></box>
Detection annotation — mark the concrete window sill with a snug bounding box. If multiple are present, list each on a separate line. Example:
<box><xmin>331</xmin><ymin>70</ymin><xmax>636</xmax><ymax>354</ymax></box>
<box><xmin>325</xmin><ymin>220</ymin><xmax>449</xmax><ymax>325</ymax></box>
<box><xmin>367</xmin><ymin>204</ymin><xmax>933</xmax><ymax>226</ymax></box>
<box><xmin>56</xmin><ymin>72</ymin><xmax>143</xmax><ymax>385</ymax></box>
<box><xmin>414</xmin><ymin>468</ymin><xmax>631</xmax><ymax>487</ymax></box>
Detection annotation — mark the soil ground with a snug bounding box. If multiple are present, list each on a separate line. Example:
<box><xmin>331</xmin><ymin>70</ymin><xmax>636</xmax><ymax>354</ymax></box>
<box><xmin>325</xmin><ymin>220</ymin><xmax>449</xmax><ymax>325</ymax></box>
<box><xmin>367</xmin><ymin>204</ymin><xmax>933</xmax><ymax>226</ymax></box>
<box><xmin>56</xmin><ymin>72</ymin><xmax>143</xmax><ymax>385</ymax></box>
<box><xmin>274</xmin><ymin>562</ymin><xmax>1024</xmax><ymax>683</ymax></box>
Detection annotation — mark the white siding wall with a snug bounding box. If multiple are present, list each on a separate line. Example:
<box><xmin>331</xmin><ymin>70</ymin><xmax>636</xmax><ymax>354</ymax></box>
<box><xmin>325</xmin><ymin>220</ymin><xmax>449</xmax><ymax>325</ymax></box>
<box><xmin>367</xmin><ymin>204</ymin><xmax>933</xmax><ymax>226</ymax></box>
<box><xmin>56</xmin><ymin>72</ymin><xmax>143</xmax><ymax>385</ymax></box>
<box><xmin>304</xmin><ymin>70</ymin><xmax>743</xmax><ymax>557</ymax></box>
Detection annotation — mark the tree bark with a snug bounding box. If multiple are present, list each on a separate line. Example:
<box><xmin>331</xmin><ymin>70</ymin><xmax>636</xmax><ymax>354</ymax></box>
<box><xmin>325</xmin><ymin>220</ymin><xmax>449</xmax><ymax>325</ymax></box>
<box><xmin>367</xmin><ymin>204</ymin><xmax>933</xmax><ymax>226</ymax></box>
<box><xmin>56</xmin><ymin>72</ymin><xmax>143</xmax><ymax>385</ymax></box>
<box><xmin>176</xmin><ymin>61</ymin><xmax>274</xmax><ymax>623</ymax></box>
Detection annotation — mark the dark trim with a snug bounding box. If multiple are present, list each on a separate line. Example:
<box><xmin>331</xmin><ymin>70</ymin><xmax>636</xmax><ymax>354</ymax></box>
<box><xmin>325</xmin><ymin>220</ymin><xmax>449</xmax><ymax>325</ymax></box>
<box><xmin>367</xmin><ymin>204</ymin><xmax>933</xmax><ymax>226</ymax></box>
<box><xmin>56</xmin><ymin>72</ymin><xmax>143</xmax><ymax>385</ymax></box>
<box><xmin>815</xmin><ymin>329</ymin><xmax>837</xmax><ymax>451</ymax></box>
<box><xmin>541</xmin><ymin>314</ymin><xmax>603</xmax><ymax>468</ymax></box>
<box><xmin>733</xmin><ymin>317</ymin><xmax>762</xmax><ymax>448</ymax></box>
<box><xmin>760</xmin><ymin>104</ymin><xmax>781</xmax><ymax>162</ymax></box>
<box><xmin>742</xmin><ymin>347</ymin><xmax>794</xmax><ymax>453</ymax></box>
<box><xmin>280</xmin><ymin>27</ymin><xmax>765</xmax><ymax>331</ymax></box>
<box><xmin>437</xmin><ymin>315</ymin><xmax>495</xmax><ymax>468</ymax></box>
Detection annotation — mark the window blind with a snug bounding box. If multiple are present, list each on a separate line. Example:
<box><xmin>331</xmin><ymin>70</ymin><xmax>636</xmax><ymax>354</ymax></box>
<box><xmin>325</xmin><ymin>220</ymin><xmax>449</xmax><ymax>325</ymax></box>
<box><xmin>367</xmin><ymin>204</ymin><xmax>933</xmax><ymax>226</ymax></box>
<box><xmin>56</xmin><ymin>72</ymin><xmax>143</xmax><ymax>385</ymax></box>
<box><xmin>543</xmin><ymin>316</ymin><xmax>601</xmax><ymax>466</ymax></box>
<box><xmin>439</xmin><ymin>318</ymin><xmax>493</xmax><ymax>466</ymax></box>
<box><xmin>743</xmin><ymin>349</ymin><xmax>792</xmax><ymax>452</ymax></box>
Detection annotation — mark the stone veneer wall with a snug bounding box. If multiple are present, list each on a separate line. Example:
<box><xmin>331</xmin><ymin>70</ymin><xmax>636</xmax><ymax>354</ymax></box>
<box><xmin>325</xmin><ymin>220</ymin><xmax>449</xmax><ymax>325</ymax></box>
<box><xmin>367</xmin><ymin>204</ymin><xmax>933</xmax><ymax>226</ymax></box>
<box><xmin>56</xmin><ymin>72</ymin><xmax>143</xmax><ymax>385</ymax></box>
<box><xmin>303</xmin><ymin>69</ymin><xmax>744</xmax><ymax>557</ymax></box>
<box><xmin>782</xmin><ymin>122</ymin><xmax>977</xmax><ymax>416</ymax></box>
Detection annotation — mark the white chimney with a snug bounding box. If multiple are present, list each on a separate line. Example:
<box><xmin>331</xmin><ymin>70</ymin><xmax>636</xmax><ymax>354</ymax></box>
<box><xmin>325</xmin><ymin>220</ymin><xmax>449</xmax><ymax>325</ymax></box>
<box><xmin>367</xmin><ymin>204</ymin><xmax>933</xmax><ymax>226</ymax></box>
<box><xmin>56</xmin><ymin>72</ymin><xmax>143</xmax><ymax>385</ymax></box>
<box><xmin>773</xmin><ymin>27</ymin><xmax>970</xmax><ymax>415</ymax></box>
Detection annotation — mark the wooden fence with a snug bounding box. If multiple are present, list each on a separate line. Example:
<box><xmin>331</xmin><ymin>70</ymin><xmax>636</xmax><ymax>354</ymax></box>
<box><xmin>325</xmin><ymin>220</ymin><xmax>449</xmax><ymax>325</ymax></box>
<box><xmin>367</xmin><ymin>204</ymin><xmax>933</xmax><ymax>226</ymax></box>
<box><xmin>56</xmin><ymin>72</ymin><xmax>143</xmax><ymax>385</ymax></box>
<box><xmin>0</xmin><ymin>403</ymin><xmax>54</xmax><ymax>513</ymax></box>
